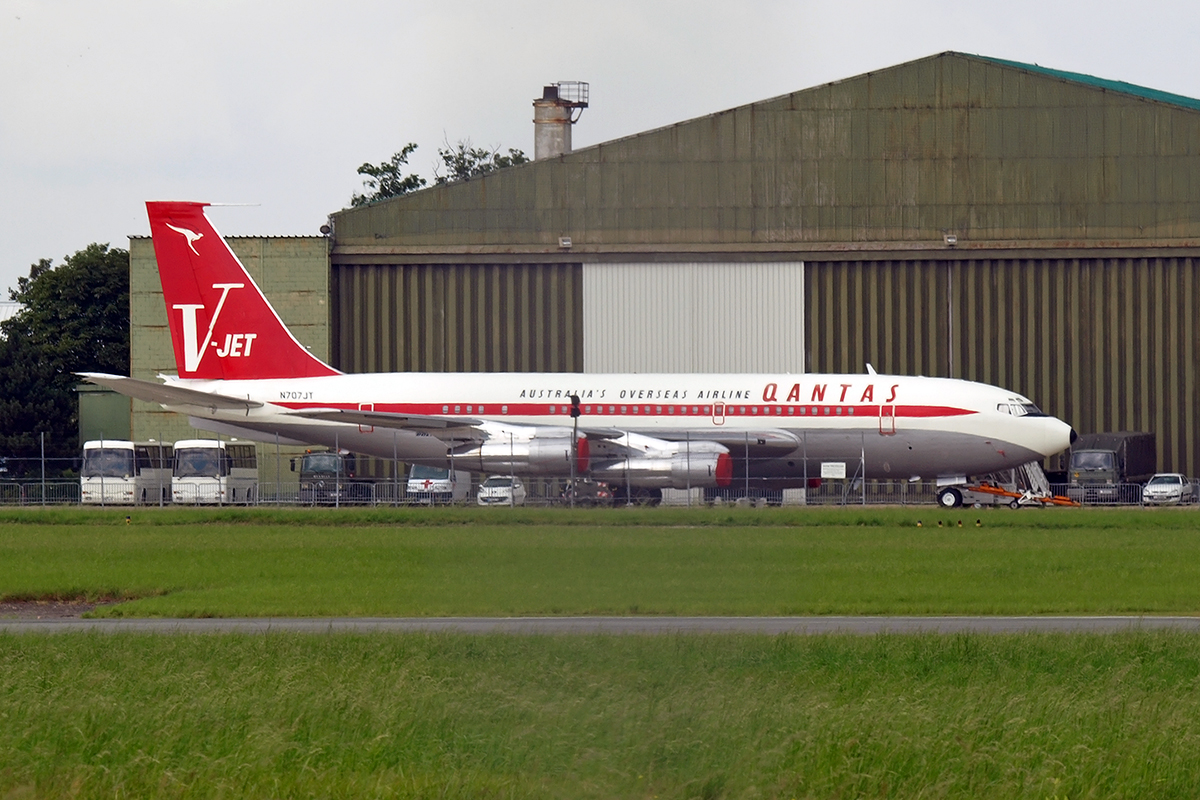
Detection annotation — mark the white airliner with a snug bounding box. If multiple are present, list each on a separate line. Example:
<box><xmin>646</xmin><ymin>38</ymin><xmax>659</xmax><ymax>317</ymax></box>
<box><xmin>82</xmin><ymin>201</ymin><xmax>1075</xmax><ymax>501</ymax></box>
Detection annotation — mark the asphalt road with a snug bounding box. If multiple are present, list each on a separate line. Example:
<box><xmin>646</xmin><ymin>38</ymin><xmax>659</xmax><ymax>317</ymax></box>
<box><xmin>3</xmin><ymin>616</ymin><xmax>1200</xmax><ymax>634</ymax></box>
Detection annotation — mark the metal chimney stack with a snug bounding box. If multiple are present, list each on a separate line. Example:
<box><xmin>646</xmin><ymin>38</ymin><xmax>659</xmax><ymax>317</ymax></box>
<box><xmin>533</xmin><ymin>82</ymin><xmax>589</xmax><ymax>160</ymax></box>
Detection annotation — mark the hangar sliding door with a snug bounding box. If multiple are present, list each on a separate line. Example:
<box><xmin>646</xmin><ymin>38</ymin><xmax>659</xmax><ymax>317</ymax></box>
<box><xmin>582</xmin><ymin>262</ymin><xmax>805</xmax><ymax>374</ymax></box>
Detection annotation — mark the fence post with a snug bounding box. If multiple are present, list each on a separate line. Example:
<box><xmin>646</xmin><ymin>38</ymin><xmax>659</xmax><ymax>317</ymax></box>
<box><xmin>744</xmin><ymin>431</ymin><xmax>750</xmax><ymax>499</ymax></box>
<box><xmin>686</xmin><ymin>431</ymin><xmax>691</xmax><ymax>508</ymax></box>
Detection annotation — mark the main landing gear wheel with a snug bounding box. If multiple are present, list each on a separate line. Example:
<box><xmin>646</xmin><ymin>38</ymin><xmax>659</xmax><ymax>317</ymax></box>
<box><xmin>1008</xmin><ymin>499</ymin><xmax>1020</xmax><ymax>509</ymax></box>
<box><xmin>938</xmin><ymin>487</ymin><xmax>963</xmax><ymax>508</ymax></box>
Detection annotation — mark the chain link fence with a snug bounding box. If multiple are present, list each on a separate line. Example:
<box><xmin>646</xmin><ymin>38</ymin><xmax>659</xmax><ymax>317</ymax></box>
<box><xmin>1</xmin><ymin>451</ymin><xmax>1194</xmax><ymax>508</ymax></box>
<box><xmin>0</xmin><ymin>477</ymin><xmax>1068</xmax><ymax>508</ymax></box>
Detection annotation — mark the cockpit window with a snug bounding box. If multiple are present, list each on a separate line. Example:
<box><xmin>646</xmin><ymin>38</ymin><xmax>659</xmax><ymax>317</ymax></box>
<box><xmin>997</xmin><ymin>402</ymin><xmax>1045</xmax><ymax>417</ymax></box>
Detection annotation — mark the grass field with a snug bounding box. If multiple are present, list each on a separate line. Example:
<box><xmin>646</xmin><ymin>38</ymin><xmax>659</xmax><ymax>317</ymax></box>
<box><xmin>5</xmin><ymin>631</ymin><xmax>1200</xmax><ymax>798</ymax></box>
<box><xmin>5</xmin><ymin>506</ymin><xmax>1200</xmax><ymax>798</ymax></box>
<box><xmin>2</xmin><ymin>506</ymin><xmax>1200</xmax><ymax>617</ymax></box>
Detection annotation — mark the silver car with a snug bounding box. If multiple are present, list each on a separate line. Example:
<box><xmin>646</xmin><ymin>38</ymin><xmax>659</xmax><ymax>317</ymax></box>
<box><xmin>1142</xmin><ymin>473</ymin><xmax>1194</xmax><ymax>505</ymax></box>
<box><xmin>476</xmin><ymin>475</ymin><xmax>527</xmax><ymax>506</ymax></box>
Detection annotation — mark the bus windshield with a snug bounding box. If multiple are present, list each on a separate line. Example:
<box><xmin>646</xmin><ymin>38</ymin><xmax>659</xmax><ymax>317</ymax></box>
<box><xmin>174</xmin><ymin>448</ymin><xmax>225</xmax><ymax>478</ymax></box>
<box><xmin>82</xmin><ymin>448</ymin><xmax>135</xmax><ymax>478</ymax></box>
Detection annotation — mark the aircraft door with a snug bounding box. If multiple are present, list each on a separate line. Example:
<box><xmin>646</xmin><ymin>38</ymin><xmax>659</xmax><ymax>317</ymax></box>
<box><xmin>711</xmin><ymin>402</ymin><xmax>726</xmax><ymax>426</ymax></box>
<box><xmin>879</xmin><ymin>403</ymin><xmax>896</xmax><ymax>435</ymax></box>
<box><xmin>359</xmin><ymin>403</ymin><xmax>374</xmax><ymax>433</ymax></box>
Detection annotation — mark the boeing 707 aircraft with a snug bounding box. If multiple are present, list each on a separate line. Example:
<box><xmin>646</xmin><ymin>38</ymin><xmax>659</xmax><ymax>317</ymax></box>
<box><xmin>82</xmin><ymin>202</ymin><xmax>1075</xmax><ymax>499</ymax></box>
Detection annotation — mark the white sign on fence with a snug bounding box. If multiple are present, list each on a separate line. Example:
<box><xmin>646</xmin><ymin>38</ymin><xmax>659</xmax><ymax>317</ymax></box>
<box><xmin>820</xmin><ymin>461</ymin><xmax>847</xmax><ymax>479</ymax></box>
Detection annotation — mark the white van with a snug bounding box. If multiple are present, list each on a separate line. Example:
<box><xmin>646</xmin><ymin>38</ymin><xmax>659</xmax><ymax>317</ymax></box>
<box><xmin>406</xmin><ymin>465</ymin><xmax>470</xmax><ymax>504</ymax></box>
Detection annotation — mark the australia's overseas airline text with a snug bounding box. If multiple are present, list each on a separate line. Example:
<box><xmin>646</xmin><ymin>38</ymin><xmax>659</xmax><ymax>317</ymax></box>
<box><xmin>275</xmin><ymin>382</ymin><xmax>901</xmax><ymax>404</ymax></box>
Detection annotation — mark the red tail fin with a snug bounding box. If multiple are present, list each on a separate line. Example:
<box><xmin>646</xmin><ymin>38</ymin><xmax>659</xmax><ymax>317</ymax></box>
<box><xmin>146</xmin><ymin>202</ymin><xmax>340</xmax><ymax>380</ymax></box>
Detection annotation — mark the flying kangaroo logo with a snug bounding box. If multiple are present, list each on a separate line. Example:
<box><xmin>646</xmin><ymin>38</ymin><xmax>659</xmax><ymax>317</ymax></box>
<box><xmin>172</xmin><ymin>283</ymin><xmax>258</xmax><ymax>373</ymax></box>
<box><xmin>165</xmin><ymin>223</ymin><xmax>204</xmax><ymax>255</ymax></box>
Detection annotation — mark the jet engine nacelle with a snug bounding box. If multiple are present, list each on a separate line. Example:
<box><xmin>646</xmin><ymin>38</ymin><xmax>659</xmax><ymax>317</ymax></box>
<box><xmin>592</xmin><ymin>450</ymin><xmax>733</xmax><ymax>489</ymax></box>
<box><xmin>456</xmin><ymin>432</ymin><xmax>589</xmax><ymax>475</ymax></box>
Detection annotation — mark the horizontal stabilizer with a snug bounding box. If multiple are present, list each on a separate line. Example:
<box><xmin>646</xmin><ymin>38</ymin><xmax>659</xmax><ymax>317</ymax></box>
<box><xmin>77</xmin><ymin>372</ymin><xmax>263</xmax><ymax>410</ymax></box>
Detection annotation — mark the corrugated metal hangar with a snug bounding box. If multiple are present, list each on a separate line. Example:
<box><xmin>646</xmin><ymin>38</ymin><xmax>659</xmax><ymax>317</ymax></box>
<box><xmin>132</xmin><ymin>51</ymin><xmax>1200</xmax><ymax>476</ymax></box>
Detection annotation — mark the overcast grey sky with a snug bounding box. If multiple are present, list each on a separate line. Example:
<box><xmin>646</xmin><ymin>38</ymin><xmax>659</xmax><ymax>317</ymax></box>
<box><xmin>2</xmin><ymin>0</ymin><xmax>1198</xmax><ymax>296</ymax></box>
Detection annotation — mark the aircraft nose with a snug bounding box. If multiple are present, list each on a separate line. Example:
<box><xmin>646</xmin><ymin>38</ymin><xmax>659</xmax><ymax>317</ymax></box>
<box><xmin>1053</xmin><ymin>418</ymin><xmax>1075</xmax><ymax>455</ymax></box>
<box><xmin>1037</xmin><ymin>415</ymin><xmax>1076</xmax><ymax>458</ymax></box>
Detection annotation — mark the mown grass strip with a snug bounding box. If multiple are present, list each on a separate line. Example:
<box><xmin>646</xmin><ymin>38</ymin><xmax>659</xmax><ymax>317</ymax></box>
<box><xmin>0</xmin><ymin>504</ymin><xmax>1192</xmax><ymax>528</ymax></box>
<box><xmin>3</xmin><ymin>632</ymin><xmax>1200</xmax><ymax>799</ymax></box>
<box><xmin>3</xmin><ymin>508</ymin><xmax>1200</xmax><ymax>617</ymax></box>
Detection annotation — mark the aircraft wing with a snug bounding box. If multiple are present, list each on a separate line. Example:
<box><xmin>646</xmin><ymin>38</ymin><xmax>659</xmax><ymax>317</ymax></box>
<box><xmin>287</xmin><ymin>407</ymin><xmax>482</xmax><ymax>430</ymax></box>
<box><xmin>578</xmin><ymin>426</ymin><xmax>629</xmax><ymax>439</ymax></box>
<box><xmin>582</xmin><ymin>426</ymin><xmax>800</xmax><ymax>457</ymax></box>
<box><xmin>78</xmin><ymin>372</ymin><xmax>263</xmax><ymax>410</ymax></box>
<box><xmin>665</xmin><ymin>428</ymin><xmax>802</xmax><ymax>455</ymax></box>
<box><xmin>286</xmin><ymin>408</ymin><xmax>484</xmax><ymax>432</ymax></box>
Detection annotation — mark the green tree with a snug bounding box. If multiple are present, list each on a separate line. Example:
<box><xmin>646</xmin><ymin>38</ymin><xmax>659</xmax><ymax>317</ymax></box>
<box><xmin>434</xmin><ymin>139</ymin><xmax>529</xmax><ymax>184</ymax></box>
<box><xmin>0</xmin><ymin>244</ymin><xmax>129</xmax><ymax>469</ymax></box>
<box><xmin>350</xmin><ymin>139</ymin><xmax>529</xmax><ymax>206</ymax></box>
<box><xmin>350</xmin><ymin>143</ymin><xmax>427</xmax><ymax>207</ymax></box>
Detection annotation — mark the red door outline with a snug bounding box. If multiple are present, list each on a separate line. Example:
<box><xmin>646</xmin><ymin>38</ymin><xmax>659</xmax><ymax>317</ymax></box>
<box><xmin>879</xmin><ymin>404</ymin><xmax>896</xmax><ymax>435</ymax></box>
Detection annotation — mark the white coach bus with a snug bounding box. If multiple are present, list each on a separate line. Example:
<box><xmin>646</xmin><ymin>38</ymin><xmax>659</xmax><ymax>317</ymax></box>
<box><xmin>172</xmin><ymin>439</ymin><xmax>258</xmax><ymax>504</ymax></box>
<box><xmin>80</xmin><ymin>440</ymin><xmax>174</xmax><ymax>505</ymax></box>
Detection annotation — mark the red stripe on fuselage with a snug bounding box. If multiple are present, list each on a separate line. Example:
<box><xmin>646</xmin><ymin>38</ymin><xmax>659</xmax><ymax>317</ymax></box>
<box><xmin>272</xmin><ymin>401</ymin><xmax>978</xmax><ymax>419</ymax></box>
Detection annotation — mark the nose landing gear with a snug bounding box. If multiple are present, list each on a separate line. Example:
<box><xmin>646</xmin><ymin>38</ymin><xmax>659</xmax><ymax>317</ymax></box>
<box><xmin>937</xmin><ymin>487</ymin><xmax>963</xmax><ymax>508</ymax></box>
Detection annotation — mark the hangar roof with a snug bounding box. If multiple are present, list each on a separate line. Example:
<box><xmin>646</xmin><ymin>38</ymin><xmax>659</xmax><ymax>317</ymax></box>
<box><xmin>975</xmin><ymin>55</ymin><xmax>1200</xmax><ymax>113</ymax></box>
<box><xmin>332</xmin><ymin>51</ymin><xmax>1200</xmax><ymax>261</ymax></box>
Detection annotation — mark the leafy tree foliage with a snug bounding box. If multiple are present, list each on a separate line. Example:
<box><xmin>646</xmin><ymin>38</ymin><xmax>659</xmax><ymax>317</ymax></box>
<box><xmin>434</xmin><ymin>139</ymin><xmax>529</xmax><ymax>185</ymax></box>
<box><xmin>350</xmin><ymin>139</ymin><xmax>529</xmax><ymax>206</ymax></box>
<box><xmin>0</xmin><ymin>244</ymin><xmax>129</xmax><ymax>467</ymax></box>
<box><xmin>350</xmin><ymin>143</ymin><xmax>427</xmax><ymax>207</ymax></box>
